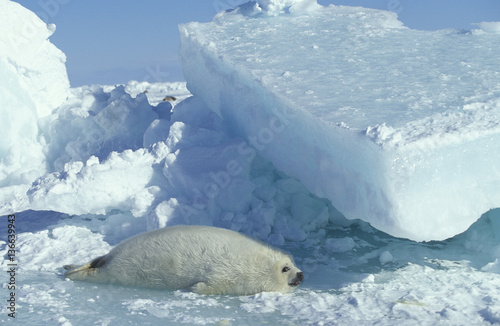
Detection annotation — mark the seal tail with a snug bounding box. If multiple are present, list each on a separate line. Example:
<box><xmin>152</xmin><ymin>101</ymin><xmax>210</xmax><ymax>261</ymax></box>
<box><xmin>63</xmin><ymin>255</ymin><xmax>107</xmax><ymax>281</ymax></box>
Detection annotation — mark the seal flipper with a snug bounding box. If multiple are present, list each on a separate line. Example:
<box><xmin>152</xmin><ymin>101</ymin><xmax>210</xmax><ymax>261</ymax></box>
<box><xmin>190</xmin><ymin>282</ymin><xmax>224</xmax><ymax>295</ymax></box>
<box><xmin>190</xmin><ymin>282</ymin><xmax>209</xmax><ymax>294</ymax></box>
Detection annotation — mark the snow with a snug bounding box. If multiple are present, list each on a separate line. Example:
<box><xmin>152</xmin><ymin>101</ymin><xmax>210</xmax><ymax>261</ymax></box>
<box><xmin>258</xmin><ymin>0</ymin><xmax>322</xmax><ymax>16</ymax></box>
<box><xmin>4</xmin><ymin>209</ymin><xmax>500</xmax><ymax>325</ymax></box>
<box><xmin>0</xmin><ymin>0</ymin><xmax>70</xmax><ymax>188</ymax></box>
<box><xmin>0</xmin><ymin>0</ymin><xmax>69</xmax><ymax>118</ymax></box>
<box><xmin>28</xmin><ymin>149</ymin><xmax>159</xmax><ymax>217</ymax></box>
<box><xmin>2</xmin><ymin>0</ymin><xmax>500</xmax><ymax>325</ymax></box>
<box><xmin>179</xmin><ymin>2</ymin><xmax>500</xmax><ymax>241</ymax></box>
<box><xmin>379</xmin><ymin>250</ymin><xmax>393</xmax><ymax>265</ymax></box>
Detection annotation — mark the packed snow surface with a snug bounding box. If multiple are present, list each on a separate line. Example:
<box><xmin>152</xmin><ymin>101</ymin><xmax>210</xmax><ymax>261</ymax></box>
<box><xmin>2</xmin><ymin>0</ymin><xmax>500</xmax><ymax>325</ymax></box>
<box><xmin>179</xmin><ymin>1</ymin><xmax>500</xmax><ymax>241</ymax></box>
<box><xmin>3</xmin><ymin>210</ymin><xmax>500</xmax><ymax>325</ymax></box>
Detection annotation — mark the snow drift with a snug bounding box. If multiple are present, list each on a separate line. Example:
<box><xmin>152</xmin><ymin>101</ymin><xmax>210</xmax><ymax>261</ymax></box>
<box><xmin>179</xmin><ymin>1</ymin><xmax>500</xmax><ymax>241</ymax></box>
<box><xmin>0</xmin><ymin>0</ymin><xmax>70</xmax><ymax>187</ymax></box>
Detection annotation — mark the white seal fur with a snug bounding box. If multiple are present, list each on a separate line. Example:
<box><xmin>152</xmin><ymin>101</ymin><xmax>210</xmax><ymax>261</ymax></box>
<box><xmin>64</xmin><ymin>225</ymin><xmax>303</xmax><ymax>295</ymax></box>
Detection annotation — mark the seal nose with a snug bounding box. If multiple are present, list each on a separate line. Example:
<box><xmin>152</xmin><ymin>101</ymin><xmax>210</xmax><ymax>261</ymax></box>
<box><xmin>297</xmin><ymin>272</ymin><xmax>304</xmax><ymax>281</ymax></box>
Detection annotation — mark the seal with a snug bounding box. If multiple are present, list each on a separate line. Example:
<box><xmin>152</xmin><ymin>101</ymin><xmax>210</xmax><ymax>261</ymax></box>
<box><xmin>163</xmin><ymin>96</ymin><xmax>176</xmax><ymax>101</ymax></box>
<box><xmin>64</xmin><ymin>225</ymin><xmax>303</xmax><ymax>295</ymax></box>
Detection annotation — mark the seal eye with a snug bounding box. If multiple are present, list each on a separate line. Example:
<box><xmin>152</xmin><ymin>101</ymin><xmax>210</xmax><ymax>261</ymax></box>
<box><xmin>282</xmin><ymin>266</ymin><xmax>290</xmax><ymax>273</ymax></box>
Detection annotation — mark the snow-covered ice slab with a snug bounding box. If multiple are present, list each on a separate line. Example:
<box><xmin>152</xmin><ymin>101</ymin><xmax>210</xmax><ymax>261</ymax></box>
<box><xmin>179</xmin><ymin>1</ymin><xmax>500</xmax><ymax>241</ymax></box>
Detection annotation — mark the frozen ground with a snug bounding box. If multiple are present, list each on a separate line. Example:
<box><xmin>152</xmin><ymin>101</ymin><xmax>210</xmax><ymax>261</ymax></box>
<box><xmin>2</xmin><ymin>209</ymin><xmax>500</xmax><ymax>325</ymax></box>
<box><xmin>2</xmin><ymin>0</ymin><xmax>500</xmax><ymax>325</ymax></box>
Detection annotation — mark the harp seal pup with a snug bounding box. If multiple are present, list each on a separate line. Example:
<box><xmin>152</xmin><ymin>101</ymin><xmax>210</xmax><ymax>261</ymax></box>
<box><xmin>64</xmin><ymin>225</ymin><xmax>303</xmax><ymax>295</ymax></box>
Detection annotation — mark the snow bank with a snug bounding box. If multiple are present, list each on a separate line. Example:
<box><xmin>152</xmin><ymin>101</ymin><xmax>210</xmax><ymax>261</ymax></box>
<box><xmin>0</xmin><ymin>83</ymin><xmax>179</xmax><ymax>216</ymax></box>
<box><xmin>0</xmin><ymin>0</ymin><xmax>70</xmax><ymax>187</ymax></box>
<box><xmin>179</xmin><ymin>2</ymin><xmax>500</xmax><ymax>241</ymax></box>
<box><xmin>28</xmin><ymin>149</ymin><xmax>160</xmax><ymax>216</ymax></box>
<box><xmin>143</xmin><ymin>96</ymin><xmax>336</xmax><ymax>242</ymax></box>
<box><xmin>39</xmin><ymin>85</ymin><xmax>157</xmax><ymax>171</ymax></box>
<box><xmin>23</xmin><ymin>82</ymin><xmax>180</xmax><ymax>217</ymax></box>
